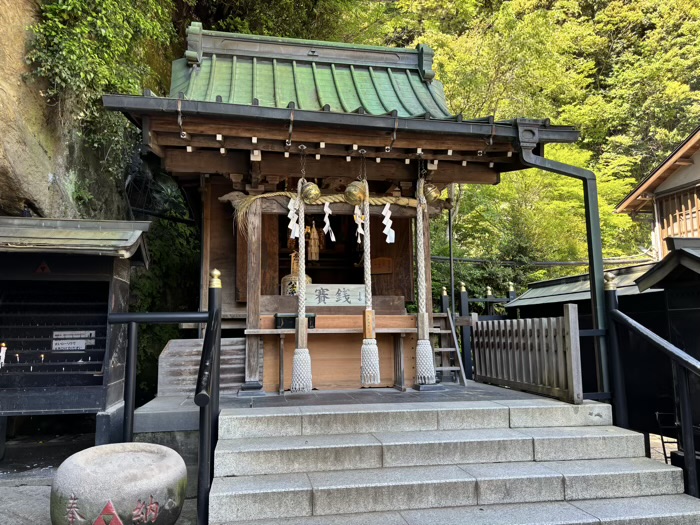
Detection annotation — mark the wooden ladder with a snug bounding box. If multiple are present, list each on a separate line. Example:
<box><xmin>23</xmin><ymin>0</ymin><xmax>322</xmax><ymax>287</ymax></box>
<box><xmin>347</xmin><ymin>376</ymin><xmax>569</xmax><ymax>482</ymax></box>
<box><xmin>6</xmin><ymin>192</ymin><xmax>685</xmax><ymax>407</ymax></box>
<box><xmin>432</xmin><ymin>309</ymin><xmax>468</xmax><ymax>386</ymax></box>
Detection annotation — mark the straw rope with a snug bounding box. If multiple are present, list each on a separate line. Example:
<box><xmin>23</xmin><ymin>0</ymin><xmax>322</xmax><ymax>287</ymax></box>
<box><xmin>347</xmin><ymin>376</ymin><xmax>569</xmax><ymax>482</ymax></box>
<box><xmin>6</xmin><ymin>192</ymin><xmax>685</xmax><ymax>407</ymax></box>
<box><xmin>228</xmin><ymin>191</ymin><xmax>418</xmax><ymax>236</ymax></box>
<box><xmin>415</xmin><ymin>176</ymin><xmax>436</xmax><ymax>385</ymax></box>
<box><xmin>416</xmin><ymin>178</ymin><xmax>427</xmax><ymax>316</ymax></box>
<box><xmin>291</xmin><ymin>178</ymin><xmax>313</xmax><ymax>392</ymax></box>
<box><xmin>363</xmin><ymin>180</ymin><xmax>372</xmax><ymax>311</ymax></box>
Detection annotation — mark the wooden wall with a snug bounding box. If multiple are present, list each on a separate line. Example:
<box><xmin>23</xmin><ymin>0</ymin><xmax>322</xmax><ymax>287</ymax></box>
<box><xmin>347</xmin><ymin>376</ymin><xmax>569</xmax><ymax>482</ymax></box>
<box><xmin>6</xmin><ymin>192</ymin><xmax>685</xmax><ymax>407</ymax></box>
<box><xmin>369</xmin><ymin>216</ymin><xmax>414</xmax><ymax>301</ymax></box>
<box><xmin>235</xmin><ymin>214</ymin><xmax>279</xmax><ymax>301</ymax></box>
<box><xmin>260</xmin><ymin>314</ymin><xmax>417</xmax><ymax>391</ymax></box>
<box><xmin>657</xmin><ymin>188</ymin><xmax>700</xmax><ymax>256</ymax></box>
<box><xmin>201</xmin><ymin>179</ymin><xmax>237</xmax><ymax>313</ymax></box>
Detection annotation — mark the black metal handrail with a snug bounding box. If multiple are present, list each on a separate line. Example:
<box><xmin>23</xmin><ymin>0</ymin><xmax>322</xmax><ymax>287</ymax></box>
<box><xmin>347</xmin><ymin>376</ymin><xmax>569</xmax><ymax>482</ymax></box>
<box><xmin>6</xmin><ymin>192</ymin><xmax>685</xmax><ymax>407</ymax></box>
<box><xmin>107</xmin><ymin>311</ymin><xmax>210</xmax><ymax>442</ymax></box>
<box><xmin>610</xmin><ymin>310</ymin><xmax>700</xmax><ymax>375</ymax></box>
<box><xmin>107</xmin><ymin>270</ymin><xmax>223</xmax><ymax>525</ymax></box>
<box><xmin>194</xmin><ymin>272</ymin><xmax>222</xmax><ymax>525</ymax></box>
<box><xmin>608</xmin><ymin>307</ymin><xmax>699</xmax><ymax>497</ymax></box>
<box><xmin>194</xmin><ymin>302</ymin><xmax>221</xmax><ymax>407</ymax></box>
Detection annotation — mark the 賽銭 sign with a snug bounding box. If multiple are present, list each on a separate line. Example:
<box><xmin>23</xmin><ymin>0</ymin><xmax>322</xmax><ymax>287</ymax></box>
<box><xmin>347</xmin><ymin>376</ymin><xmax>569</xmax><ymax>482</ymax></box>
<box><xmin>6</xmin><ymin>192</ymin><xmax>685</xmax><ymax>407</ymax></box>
<box><xmin>307</xmin><ymin>284</ymin><xmax>365</xmax><ymax>306</ymax></box>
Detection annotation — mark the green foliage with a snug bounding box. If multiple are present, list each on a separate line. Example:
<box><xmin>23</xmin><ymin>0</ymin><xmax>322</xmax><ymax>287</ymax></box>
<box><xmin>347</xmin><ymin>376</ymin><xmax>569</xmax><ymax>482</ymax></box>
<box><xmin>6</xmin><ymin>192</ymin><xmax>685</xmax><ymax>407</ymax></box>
<box><xmin>181</xmin><ymin>0</ymin><xmax>368</xmax><ymax>40</ymax></box>
<box><xmin>129</xmin><ymin>177</ymin><xmax>201</xmax><ymax>402</ymax></box>
<box><xmin>27</xmin><ymin>0</ymin><xmax>175</xmax><ymax>210</ymax></box>
<box><xmin>27</xmin><ymin>0</ymin><xmax>173</xmax><ymax>109</ymax></box>
<box><xmin>343</xmin><ymin>0</ymin><xmax>700</xmax><ymax>295</ymax></box>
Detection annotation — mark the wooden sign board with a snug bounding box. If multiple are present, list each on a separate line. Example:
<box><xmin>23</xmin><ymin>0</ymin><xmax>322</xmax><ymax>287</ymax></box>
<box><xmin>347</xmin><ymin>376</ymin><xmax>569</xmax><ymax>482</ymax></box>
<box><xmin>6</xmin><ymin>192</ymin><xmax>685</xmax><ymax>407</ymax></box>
<box><xmin>371</xmin><ymin>257</ymin><xmax>393</xmax><ymax>275</ymax></box>
<box><xmin>307</xmin><ymin>284</ymin><xmax>365</xmax><ymax>307</ymax></box>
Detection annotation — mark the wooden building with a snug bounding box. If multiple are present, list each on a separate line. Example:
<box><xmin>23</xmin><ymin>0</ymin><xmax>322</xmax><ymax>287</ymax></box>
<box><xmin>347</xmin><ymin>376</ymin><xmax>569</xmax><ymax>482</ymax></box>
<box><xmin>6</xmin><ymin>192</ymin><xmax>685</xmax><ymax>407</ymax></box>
<box><xmin>104</xmin><ymin>23</ymin><xmax>603</xmax><ymax>395</ymax></box>
<box><xmin>0</xmin><ymin>217</ymin><xmax>149</xmax><ymax>452</ymax></box>
<box><xmin>617</xmin><ymin>126</ymin><xmax>700</xmax><ymax>258</ymax></box>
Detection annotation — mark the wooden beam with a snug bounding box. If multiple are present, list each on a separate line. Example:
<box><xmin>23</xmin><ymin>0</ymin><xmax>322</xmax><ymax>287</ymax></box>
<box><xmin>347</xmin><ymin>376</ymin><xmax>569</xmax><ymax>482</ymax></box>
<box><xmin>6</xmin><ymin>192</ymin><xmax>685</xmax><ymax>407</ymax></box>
<box><xmin>165</xmin><ymin>149</ymin><xmax>248</xmax><ymax>174</ymax></box>
<box><xmin>155</xmin><ymin>132</ymin><xmax>513</xmax><ymax>163</ymax></box>
<box><xmin>257</xmin><ymin>195</ymin><xmax>444</xmax><ymax>217</ymax></box>
<box><xmin>674</xmin><ymin>158</ymin><xmax>694</xmax><ymax>167</ymax></box>
<box><xmin>259</xmin><ymin>154</ymin><xmax>498</xmax><ymax>185</ymax></box>
<box><xmin>141</xmin><ymin>116</ymin><xmax>164</xmax><ymax>157</ymax></box>
<box><xmin>150</xmin><ymin>116</ymin><xmax>515</xmax><ymax>153</ymax></box>
<box><xmin>165</xmin><ymin>149</ymin><xmax>499</xmax><ymax>184</ymax></box>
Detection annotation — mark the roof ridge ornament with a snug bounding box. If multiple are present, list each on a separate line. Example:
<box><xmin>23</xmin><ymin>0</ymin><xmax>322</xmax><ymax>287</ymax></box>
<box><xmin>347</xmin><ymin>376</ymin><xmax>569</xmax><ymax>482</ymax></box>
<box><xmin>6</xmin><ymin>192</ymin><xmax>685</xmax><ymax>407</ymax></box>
<box><xmin>416</xmin><ymin>44</ymin><xmax>435</xmax><ymax>82</ymax></box>
<box><xmin>186</xmin><ymin>22</ymin><xmax>203</xmax><ymax>66</ymax></box>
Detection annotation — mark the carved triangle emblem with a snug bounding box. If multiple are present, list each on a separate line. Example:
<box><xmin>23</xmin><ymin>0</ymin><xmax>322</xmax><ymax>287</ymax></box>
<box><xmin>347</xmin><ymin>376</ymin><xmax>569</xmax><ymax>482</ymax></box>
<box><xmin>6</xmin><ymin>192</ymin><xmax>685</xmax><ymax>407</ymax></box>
<box><xmin>35</xmin><ymin>261</ymin><xmax>51</xmax><ymax>273</ymax></box>
<box><xmin>92</xmin><ymin>501</ymin><xmax>123</xmax><ymax>525</ymax></box>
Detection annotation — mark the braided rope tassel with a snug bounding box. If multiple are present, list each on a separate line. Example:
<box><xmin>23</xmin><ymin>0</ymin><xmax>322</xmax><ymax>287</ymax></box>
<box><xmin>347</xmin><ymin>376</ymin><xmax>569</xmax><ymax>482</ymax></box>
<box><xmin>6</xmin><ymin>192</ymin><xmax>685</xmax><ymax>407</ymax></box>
<box><xmin>291</xmin><ymin>178</ymin><xmax>313</xmax><ymax>392</ymax></box>
<box><xmin>415</xmin><ymin>177</ymin><xmax>436</xmax><ymax>385</ymax></box>
<box><xmin>360</xmin><ymin>179</ymin><xmax>381</xmax><ymax>385</ymax></box>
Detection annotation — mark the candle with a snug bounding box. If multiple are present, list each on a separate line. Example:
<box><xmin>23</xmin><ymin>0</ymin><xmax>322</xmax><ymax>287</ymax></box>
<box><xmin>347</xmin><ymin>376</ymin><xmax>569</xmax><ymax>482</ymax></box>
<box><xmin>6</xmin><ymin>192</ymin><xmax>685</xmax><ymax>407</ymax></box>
<box><xmin>16</xmin><ymin>354</ymin><xmax>19</xmax><ymax>363</ymax></box>
<box><xmin>41</xmin><ymin>354</ymin><xmax>45</xmax><ymax>363</ymax></box>
<box><xmin>0</xmin><ymin>342</ymin><xmax>5</xmax><ymax>369</ymax></box>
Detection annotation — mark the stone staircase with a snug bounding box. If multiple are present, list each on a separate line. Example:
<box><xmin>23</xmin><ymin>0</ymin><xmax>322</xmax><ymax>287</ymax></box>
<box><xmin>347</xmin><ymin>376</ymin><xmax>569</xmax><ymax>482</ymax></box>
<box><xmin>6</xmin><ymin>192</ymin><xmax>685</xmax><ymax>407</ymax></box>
<box><xmin>207</xmin><ymin>398</ymin><xmax>700</xmax><ymax>524</ymax></box>
<box><xmin>157</xmin><ymin>338</ymin><xmax>245</xmax><ymax>397</ymax></box>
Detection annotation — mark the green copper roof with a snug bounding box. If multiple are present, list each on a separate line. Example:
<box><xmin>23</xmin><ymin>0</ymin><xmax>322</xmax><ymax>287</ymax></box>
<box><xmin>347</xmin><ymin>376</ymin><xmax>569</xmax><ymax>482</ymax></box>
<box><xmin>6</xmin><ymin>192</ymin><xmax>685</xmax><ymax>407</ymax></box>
<box><xmin>169</xmin><ymin>23</ymin><xmax>453</xmax><ymax>119</ymax></box>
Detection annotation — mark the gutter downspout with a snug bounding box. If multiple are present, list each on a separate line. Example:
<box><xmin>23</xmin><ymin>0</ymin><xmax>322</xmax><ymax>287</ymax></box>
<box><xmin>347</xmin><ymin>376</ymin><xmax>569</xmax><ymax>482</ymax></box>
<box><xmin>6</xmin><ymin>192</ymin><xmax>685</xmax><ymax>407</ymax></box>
<box><xmin>516</xmin><ymin>120</ymin><xmax>610</xmax><ymax>394</ymax></box>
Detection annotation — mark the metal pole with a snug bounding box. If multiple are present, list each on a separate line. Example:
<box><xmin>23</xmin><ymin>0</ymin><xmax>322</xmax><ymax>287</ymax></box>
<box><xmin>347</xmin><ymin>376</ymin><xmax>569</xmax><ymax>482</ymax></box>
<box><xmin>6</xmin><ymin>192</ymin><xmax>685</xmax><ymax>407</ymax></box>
<box><xmin>209</xmin><ymin>271</ymin><xmax>222</xmax><ymax>479</ymax></box>
<box><xmin>124</xmin><ymin>321</ymin><xmax>138</xmax><ymax>442</ymax></box>
<box><xmin>605</xmin><ymin>280</ymin><xmax>628</xmax><ymax>428</ymax></box>
<box><xmin>448</xmin><ymin>189</ymin><xmax>456</xmax><ymax>319</ymax></box>
<box><xmin>676</xmin><ymin>363</ymin><xmax>699</xmax><ymax>497</ymax></box>
<box><xmin>518</xmin><ymin>141</ymin><xmax>610</xmax><ymax>394</ymax></box>
<box><xmin>458</xmin><ymin>282</ymin><xmax>473</xmax><ymax>380</ymax></box>
<box><xmin>196</xmin><ymin>402</ymin><xmax>211</xmax><ymax>525</ymax></box>
<box><xmin>583</xmin><ymin>178</ymin><xmax>610</xmax><ymax>393</ymax></box>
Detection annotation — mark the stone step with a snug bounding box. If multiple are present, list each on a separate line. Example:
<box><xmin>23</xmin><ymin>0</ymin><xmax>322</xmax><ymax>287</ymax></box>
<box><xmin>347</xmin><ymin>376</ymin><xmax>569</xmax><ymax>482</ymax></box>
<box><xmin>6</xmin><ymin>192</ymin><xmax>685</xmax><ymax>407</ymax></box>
<box><xmin>214</xmin><ymin>426</ymin><xmax>643</xmax><ymax>477</ymax></box>
<box><xmin>208</xmin><ymin>458</ymin><xmax>683</xmax><ymax>522</ymax></box>
<box><xmin>208</xmin><ymin>494</ymin><xmax>700</xmax><ymax>525</ymax></box>
<box><xmin>218</xmin><ymin>400</ymin><xmax>612</xmax><ymax>439</ymax></box>
<box><xmin>157</xmin><ymin>337</ymin><xmax>245</xmax><ymax>396</ymax></box>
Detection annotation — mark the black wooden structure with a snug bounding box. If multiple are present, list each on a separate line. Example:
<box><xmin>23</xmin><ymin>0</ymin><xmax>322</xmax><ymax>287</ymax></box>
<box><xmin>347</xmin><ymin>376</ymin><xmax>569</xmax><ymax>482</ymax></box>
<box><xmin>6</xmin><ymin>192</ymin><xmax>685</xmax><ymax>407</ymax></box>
<box><xmin>0</xmin><ymin>217</ymin><xmax>149</xmax><ymax>455</ymax></box>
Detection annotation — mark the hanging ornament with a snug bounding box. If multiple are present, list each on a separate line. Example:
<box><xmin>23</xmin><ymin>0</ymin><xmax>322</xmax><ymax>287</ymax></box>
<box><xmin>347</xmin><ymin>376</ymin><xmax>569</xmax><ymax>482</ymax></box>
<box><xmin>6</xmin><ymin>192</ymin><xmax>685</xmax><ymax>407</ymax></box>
<box><xmin>423</xmin><ymin>182</ymin><xmax>441</xmax><ymax>204</ymax></box>
<box><xmin>322</xmin><ymin>202</ymin><xmax>336</xmax><ymax>242</ymax></box>
<box><xmin>308</xmin><ymin>221</ymin><xmax>320</xmax><ymax>261</ymax></box>
<box><xmin>345</xmin><ymin>180</ymin><xmax>367</xmax><ymax>206</ymax></box>
<box><xmin>353</xmin><ymin>205</ymin><xmax>365</xmax><ymax>243</ymax></box>
<box><xmin>381</xmin><ymin>203</ymin><xmax>395</xmax><ymax>244</ymax></box>
<box><xmin>287</xmin><ymin>196</ymin><xmax>300</xmax><ymax>239</ymax></box>
<box><xmin>301</xmin><ymin>180</ymin><xmax>321</xmax><ymax>204</ymax></box>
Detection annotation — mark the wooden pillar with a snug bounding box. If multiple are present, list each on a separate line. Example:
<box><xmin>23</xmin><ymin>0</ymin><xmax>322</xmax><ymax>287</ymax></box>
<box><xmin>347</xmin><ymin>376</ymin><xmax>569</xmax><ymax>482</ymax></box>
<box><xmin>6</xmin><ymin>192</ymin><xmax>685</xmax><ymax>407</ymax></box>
<box><xmin>242</xmin><ymin>199</ymin><xmax>263</xmax><ymax>393</ymax></box>
<box><xmin>422</xmin><ymin>206</ymin><xmax>433</xmax><ymax>318</ymax></box>
<box><xmin>200</xmin><ymin>179</ymin><xmax>212</xmax><ymax>313</ymax></box>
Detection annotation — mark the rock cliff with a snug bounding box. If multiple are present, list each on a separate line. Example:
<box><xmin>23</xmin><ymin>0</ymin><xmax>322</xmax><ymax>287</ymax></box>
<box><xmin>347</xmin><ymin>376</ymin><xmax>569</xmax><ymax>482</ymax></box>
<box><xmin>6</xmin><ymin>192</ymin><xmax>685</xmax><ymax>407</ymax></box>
<box><xmin>0</xmin><ymin>0</ymin><xmax>125</xmax><ymax>219</ymax></box>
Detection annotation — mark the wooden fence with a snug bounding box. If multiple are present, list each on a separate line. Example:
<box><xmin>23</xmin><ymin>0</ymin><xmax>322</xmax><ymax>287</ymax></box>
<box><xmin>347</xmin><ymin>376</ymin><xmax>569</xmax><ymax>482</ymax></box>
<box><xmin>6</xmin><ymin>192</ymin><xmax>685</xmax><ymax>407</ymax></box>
<box><xmin>471</xmin><ymin>304</ymin><xmax>583</xmax><ymax>404</ymax></box>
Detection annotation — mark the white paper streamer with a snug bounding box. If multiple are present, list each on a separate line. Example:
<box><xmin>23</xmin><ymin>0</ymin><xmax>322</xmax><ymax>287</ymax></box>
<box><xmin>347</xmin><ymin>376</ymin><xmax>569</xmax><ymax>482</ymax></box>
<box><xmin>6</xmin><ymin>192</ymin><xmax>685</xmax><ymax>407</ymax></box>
<box><xmin>354</xmin><ymin>205</ymin><xmax>364</xmax><ymax>243</ymax></box>
<box><xmin>382</xmin><ymin>203</ymin><xmax>395</xmax><ymax>243</ymax></box>
<box><xmin>322</xmin><ymin>202</ymin><xmax>336</xmax><ymax>242</ymax></box>
<box><xmin>287</xmin><ymin>197</ymin><xmax>300</xmax><ymax>239</ymax></box>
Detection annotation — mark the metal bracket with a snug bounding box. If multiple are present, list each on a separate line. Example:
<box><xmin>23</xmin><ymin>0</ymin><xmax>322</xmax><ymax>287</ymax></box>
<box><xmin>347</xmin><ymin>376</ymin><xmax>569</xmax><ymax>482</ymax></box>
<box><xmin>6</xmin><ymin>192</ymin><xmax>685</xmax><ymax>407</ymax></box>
<box><xmin>284</xmin><ymin>109</ymin><xmax>295</xmax><ymax>157</ymax></box>
<box><xmin>385</xmin><ymin>116</ymin><xmax>399</xmax><ymax>152</ymax></box>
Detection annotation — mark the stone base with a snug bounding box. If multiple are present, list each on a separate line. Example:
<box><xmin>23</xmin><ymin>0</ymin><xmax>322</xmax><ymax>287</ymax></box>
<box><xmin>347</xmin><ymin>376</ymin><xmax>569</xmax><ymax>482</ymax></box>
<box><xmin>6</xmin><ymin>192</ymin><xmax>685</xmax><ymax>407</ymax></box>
<box><xmin>238</xmin><ymin>382</ymin><xmax>266</xmax><ymax>396</ymax></box>
<box><xmin>413</xmin><ymin>383</ymin><xmax>447</xmax><ymax>392</ymax></box>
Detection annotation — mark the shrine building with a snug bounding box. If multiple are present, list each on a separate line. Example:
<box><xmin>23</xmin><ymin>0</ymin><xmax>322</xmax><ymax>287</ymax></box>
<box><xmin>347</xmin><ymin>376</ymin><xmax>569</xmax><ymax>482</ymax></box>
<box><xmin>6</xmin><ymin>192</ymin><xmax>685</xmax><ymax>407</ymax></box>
<box><xmin>103</xmin><ymin>23</ymin><xmax>606</xmax><ymax>395</ymax></box>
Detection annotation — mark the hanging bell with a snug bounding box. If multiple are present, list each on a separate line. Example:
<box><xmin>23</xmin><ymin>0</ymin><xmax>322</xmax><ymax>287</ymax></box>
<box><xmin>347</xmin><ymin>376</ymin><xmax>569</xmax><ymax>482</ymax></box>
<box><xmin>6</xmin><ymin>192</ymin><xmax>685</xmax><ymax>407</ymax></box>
<box><xmin>344</xmin><ymin>180</ymin><xmax>367</xmax><ymax>206</ymax></box>
<box><xmin>423</xmin><ymin>183</ymin><xmax>441</xmax><ymax>204</ymax></box>
<box><xmin>301</xmin><ymin>181</ymin><xmax>321</xmax><ymax>204</ymax></box>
